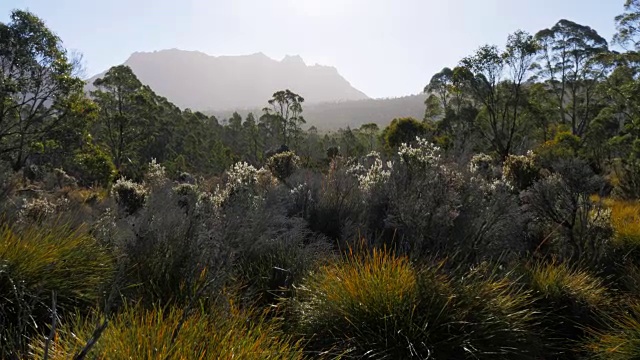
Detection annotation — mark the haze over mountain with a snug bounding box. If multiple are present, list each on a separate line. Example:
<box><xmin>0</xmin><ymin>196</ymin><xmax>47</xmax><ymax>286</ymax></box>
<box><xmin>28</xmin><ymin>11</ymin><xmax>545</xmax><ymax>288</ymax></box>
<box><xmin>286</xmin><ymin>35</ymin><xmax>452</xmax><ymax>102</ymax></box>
<box><xmin>211</xmin><ymin>94</ymin><xmax>426</xmax><ymax>131</ymax></box>
<box><xmin>86</xmin><ymin>49</ymin><xmax>369</xmax><ymax>111</ymax></box>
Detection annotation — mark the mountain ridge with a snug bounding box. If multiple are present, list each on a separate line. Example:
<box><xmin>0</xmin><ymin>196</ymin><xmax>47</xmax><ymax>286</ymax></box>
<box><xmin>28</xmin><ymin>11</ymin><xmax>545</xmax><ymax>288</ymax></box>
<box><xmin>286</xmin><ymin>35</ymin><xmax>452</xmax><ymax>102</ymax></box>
<box><xmin>85</xmin><ymin>49</ymin><xmax>369</xmax><ymax>111</ymax></box>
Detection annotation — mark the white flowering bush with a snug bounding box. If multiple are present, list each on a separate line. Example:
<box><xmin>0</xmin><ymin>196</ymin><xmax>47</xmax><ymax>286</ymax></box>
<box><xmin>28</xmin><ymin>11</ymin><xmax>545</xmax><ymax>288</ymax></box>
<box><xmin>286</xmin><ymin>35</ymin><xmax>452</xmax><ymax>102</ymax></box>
<box><xmin>469</xmin><ymin>153</ymin><xmax>495</xmax><ymax>179</ymax></box>
<box><xmin>502</xmin><ymin>151</ymin><xmax>539</xmax><ymax>190</ymax></box>
<box><xmin>347</xmin><ymin>152</ymin><xmax>392</xmax><ymax>193</ymax></box>
<box><xmin>398</xmin><ymin>137</ymin><xmax>442</xmax><ymax>168</ymax></box>
<box><xmin>144</xmin><ymin>158</ymin><xmax>167</xmax><ymax>188</ymax></box>
<box><xmin>213</xmin><ymin>162</ymin><xmax>278</xmax><ymax>209</ymax></box>
<box><xmin>18</xmin><ymin>197</ymin><xmax>57</xmax><ymax>223</ymax></box>
<box><xmin>267</xmin><ymin>151</ymin><xmax>300</xmax><ymax>181</ymax></box>
<box><xmin>112</xmin><ymin>178</ymin><xmax>147</xmax><ymax>215</ymax></box>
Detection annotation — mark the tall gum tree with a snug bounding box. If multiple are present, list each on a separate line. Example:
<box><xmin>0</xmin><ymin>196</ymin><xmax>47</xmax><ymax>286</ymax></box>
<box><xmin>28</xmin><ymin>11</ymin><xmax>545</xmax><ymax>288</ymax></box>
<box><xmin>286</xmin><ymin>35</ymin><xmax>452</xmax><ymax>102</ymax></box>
<box><xmin>0</xmin><ymin>10</ymin><xmax>90</xmax><ymax>170</ymax></box>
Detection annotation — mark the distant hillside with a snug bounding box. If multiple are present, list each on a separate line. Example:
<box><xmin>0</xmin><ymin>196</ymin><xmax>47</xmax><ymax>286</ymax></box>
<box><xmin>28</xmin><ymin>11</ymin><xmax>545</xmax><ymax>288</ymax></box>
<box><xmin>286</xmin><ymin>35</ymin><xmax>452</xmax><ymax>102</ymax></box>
<box><xmin>86</xmin><ymin>49</ymin><xmax>369</xmax><ymax>110</ymax></box>
<box><xmin>211</xmin><ymin>94</ymin><xmax>427</xmax><ymax>130</ymax></box>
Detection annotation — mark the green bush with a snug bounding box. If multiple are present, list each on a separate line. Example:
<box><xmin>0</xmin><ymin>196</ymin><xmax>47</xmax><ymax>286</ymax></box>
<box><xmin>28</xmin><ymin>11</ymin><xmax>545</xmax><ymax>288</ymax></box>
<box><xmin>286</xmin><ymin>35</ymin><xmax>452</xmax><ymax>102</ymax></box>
<box><xmin>71</xmin><ymin>144</ymin><xmax>116</xmax><ymax>187</ymax></box>
<box><xmin>0</xmin><ymin>224</ymin><xmax>113</xmax><ymax>357</ymax></box>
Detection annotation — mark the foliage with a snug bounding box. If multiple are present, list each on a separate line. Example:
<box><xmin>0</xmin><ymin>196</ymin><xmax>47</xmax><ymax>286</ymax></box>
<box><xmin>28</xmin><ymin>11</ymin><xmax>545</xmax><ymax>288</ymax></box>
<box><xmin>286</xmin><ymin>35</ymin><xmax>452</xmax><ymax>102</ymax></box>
<box><xmin>71</xmin><ymin>142</ymin><xmax>116</xmax><ymax>187</ymax></box>
<box><xmin>0</xmin><ymin>10</ymin><xmax>90</xmax><ymax>170</ymax></box>
<box><xmin>609</xmin><ymin>199</ymin><xmax>640</xmax><ymax>253</ymax></box>
<box><xmin>381</xmin><ymin>117</ymin><xmax>432</xmax><ymax>151</ymax></box>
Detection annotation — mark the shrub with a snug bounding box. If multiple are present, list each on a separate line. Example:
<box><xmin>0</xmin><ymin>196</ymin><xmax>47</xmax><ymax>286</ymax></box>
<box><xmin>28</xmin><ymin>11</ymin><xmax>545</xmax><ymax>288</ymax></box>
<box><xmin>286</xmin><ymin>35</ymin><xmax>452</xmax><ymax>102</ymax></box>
<box><xmin>381</xmin><ymin>117</ymin><xmax>432</xmax><ymax>151</ymax></box>
<box><xmin>0</xmin><ymin>225</ymin><xmax>113</xmax><ymax>357</ymax></box>
<box><xmin>100</xmin><ymin>181</ymin><xmax>229</xmax><ymax>307</ymax></box>
<box><xmin>503</xmin><ymin>151</ymin><xmax>540</xmax><ymax>190</ymax></box>
<box><xmin>291</xmin><ymin>248</ymin><xmax>539</xmax><ymax>359</ymax></box>
<box><xmin>385</xmin><ymin>138</ymin><xmax>463</xmax><ymax>257</ymax></box>
<box><xmin>522</xmin><ymin>160</ymin><xmax>609</xmax><ymax>262</ymax></box>
<box><xmin>346</xmin><ymin>151</ymin><xmax>392</xmax><ymax>194</ymax></box>
<box><xmin>71</xmin><ymin>145</ymin><xmax>116</xmax><ymax>187</ymax></box>
<box><xmin>469</xmin><ymin>152</ymin><xmax>496</xmax><ymax>179</ymax></box>
<box><xmin>143</xmin><ymin>158</ymin><xmax>167</xmax><ymax>188</ymax></box>
<box><xmin>30</xmin><ymin>302</ymin><xmax>303</xmax><ymax>359</ymax></box>
<box><xmin>266</xmin><ymin>151</ymin><xmax>300</xmax><ymax>182</ymax></box>
<box><xmin>612</xmin><ymin>157</ymin><xmax>640</xmax><ymax>200</ymax></box>
<box><xmin>111</xmin><ymin>177</ymin><xmax>147</xmax><ymax>215</ymax></box>
<box><xmin>219</xmin><ymin>186</ymin><xmax>331</xmax><ymax>306</ymax></box>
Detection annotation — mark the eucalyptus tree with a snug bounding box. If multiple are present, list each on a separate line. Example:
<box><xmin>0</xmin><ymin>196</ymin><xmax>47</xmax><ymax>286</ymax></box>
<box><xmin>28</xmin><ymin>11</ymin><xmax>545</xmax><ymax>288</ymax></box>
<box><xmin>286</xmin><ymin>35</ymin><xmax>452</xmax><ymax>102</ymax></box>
<box><xmin>0</xmin><ymin>10</ymin><xmax>91</xmax><ymax>170</ymax></box>
<box><xmin>535</xmin><ymin>20</ymin><xmax>609</xmax><ymax>136</ymax></box>
<box><xmin>260</xmin><ymin>89</ymin><xmax>305</xmax><ymax>147</ymax></box>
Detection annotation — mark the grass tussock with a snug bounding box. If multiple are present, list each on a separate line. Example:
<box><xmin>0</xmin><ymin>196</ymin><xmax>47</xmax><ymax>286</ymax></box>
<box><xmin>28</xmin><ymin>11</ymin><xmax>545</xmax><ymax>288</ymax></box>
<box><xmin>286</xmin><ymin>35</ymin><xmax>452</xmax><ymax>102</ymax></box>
<box><xmin>585</xmin><ymin>303</ymin><xmax>640</xmax><ymax>360</ymax></box>
<box><xmin>0</xmin><ymin>224</ymin><xmax>113</xmax><ymax>357</ymax></box>
<box><xmin>523</xmin><ymin>260</ymin><xmax>610</xmax><ymax>357</ymax></box>
<box><xmin>291</xmin><ymin>247</ymin><xmax>539</xmax><ymax>359</ymax></box>
<box><xmin>610</xmin><ymin>200</ymin><xmax>640</xmax><ymax>250</ymax></box>
<box><xmin>30</xmin><ymin>301</ymin><xmax>304</xmax><ymax>360</ymax></box>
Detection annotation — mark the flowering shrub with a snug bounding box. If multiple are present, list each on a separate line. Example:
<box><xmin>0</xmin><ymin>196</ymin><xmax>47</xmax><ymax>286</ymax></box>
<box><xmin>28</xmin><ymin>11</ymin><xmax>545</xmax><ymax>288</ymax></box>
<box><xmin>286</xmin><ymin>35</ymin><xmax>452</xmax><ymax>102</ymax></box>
<box><xmin>469</xmin><ymin>153</ymin><xmax>495</xmax><ymax>179</ymax></box>
<box><xmin>144</xmin><ymin>158</ymin><xmax>167</xmax><ymax>188</ymax></box>
<box><xmin>346</xmin><ymin>151</ymin><xmax>392</xmax><ymax>193</ymax></box>
<box><xmin>503</xmin><ymin>151</ymin><xmax>540</xmax><ymax>190</ymax></box>
<box><xmin>111</xmin><ymin>178</ymin><xmax>147</xmax><ymax>215</ymax></box>
<box><xmin>398</xmin><ymin>137</ymin><xmax>442</xmax><ymax>167</ymax></box>
<box><xmin>267</xmin><ymin>151</ymin><xmax>300</xmax><ymax>181</ymax></box>
<box><xmin>18</xmin><ymin>197</ymin><xmax>57</xmax><ymax>223</ymax></box>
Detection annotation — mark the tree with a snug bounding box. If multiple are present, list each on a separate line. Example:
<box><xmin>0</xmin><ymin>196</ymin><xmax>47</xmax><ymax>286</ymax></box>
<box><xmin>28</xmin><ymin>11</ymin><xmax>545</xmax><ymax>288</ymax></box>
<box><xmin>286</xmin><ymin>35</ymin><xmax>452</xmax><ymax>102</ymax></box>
<box><xmin>225</xmin><ymin>111</ymin><xmax>244</xmax><ymax>155</ymax></box>
<box><xmin>456</xmin><ymin>31</ymin><xmax>538</xmax><ymax>159</ymax></box>
<box><xmin>359</xmin><ymin>123</ymin><xmax>380</xmax><ymax>152</ymax></box>
<box><xmin>424</xmin><ymin>67</ymin><xmax>454</xmax><ymax>113</ymax></box>
<box><xmin>614</xmin><ymin>0</ymin><xmax>640</xmax><ymax>50</ymax></box>
<box><xmin>243</xmin><ymin>112</ymin><xmax>261</xmax><ymax>162</ymax></box>
<box><xmin>381</xmin><ymin>117</ymin><xmax>432</xmax><ymax>151</ymax></box>
<box><xmin>535</xmin><ymin>20</ymin><xmax>609</xmax><ymax>137</ymax></box>
<box><xmin>91</xmin><ymin>65</ymin><xmax>155</xmax><ymax>174</ymax></box>
<box><xmin>0</xmin><ymin>10</ymin><xmax>90</xmax><ymax>170</ymax></box>
<box><xmin>261</xmin><ymin>89</ymin><xmax>305</xmax><ymax>147</ymax></box>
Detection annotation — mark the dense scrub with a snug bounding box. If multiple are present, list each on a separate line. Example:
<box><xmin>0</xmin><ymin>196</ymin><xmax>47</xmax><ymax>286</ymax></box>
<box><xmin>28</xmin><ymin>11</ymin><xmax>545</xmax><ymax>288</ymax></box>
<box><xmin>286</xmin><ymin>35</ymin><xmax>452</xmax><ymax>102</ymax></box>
<box><xmin>3</xmin><ymin>1</ymin><xmax>640</xmax><ymax>359</ymax></box>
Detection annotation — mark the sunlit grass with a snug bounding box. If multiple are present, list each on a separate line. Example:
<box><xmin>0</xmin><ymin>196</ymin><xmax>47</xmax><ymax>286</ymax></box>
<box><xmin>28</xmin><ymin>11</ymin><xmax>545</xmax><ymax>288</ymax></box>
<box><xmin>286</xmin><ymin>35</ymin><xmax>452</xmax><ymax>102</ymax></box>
<box><xmin>0</xmin><ymin>224</ymin><xmax>113</xmax><ymax>357</ymax></box>
<box><xmin>292</xmin><ymin>247</ymin><xmax>539</xmax><ymax>359</ymax></box>
<box><xmin>30</xmin><ymin>301</ymin><xmax>304</xmax><ymax>360</ymax></box>
<box><xmin>523</xmin><ymin>260</ymin><xmax>610</xmax><ymax>357</ymax></box>
<box><xmin>585</xmin><ymin>303</ymin><xmax>640</xmax><ymax>360</ymax></box>
<box><xmin>610</xmin><ymin>200</ymin><xmax>640</xmax><ymax>249</ymax></box>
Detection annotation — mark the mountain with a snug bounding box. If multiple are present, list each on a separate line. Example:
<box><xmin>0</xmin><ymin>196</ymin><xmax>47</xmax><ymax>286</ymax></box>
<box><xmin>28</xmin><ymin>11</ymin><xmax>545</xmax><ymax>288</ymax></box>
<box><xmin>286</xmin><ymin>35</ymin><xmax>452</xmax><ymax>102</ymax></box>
<box><xmin>86</xmin><ymin>49</ymin><xmax>369</xmax><ymax>110</ymax></box>
<box><xmin>210</xmin><ymin>94</ymin><xmax>427</xmax><ymax>131</ymax></box>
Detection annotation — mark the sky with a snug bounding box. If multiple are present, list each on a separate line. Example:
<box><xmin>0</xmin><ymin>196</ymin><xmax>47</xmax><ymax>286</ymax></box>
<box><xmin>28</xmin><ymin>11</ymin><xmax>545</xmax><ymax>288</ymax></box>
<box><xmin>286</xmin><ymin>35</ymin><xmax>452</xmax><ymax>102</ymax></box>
<box><xmin>0</xmin><ymin>0</ymin><xmax>623</xmax><ymax>99</ymax></box>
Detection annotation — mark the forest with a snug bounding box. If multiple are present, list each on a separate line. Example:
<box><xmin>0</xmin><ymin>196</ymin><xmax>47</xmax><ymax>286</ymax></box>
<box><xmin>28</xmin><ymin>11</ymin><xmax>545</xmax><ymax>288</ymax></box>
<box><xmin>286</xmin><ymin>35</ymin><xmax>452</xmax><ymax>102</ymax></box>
<box><xmin>1</xmin><ymin>1</ymin><xmax>640</xmax><ymax>359</ymax></box>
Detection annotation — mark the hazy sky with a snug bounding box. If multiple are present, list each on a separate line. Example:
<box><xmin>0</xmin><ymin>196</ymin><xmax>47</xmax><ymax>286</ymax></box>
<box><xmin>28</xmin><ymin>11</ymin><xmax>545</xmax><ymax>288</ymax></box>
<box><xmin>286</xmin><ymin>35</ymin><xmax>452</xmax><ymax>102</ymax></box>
<box><xmin>0</xmin><ymin>0</ymin><xmax>623</xmax><ymax>99</ymax></box>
